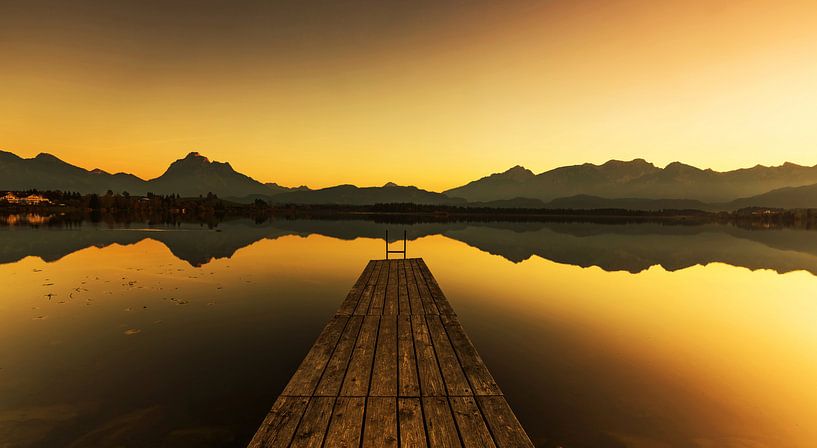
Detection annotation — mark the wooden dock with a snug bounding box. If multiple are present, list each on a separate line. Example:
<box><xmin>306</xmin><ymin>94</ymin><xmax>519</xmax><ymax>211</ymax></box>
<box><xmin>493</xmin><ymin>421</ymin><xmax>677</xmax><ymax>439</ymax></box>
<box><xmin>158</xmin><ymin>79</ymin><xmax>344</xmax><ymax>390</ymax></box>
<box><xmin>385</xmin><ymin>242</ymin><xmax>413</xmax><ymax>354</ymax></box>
<box><xmin>249</xmin><ymin>258</ymin><xmax>534</xmax><ymax>448</ymax></box>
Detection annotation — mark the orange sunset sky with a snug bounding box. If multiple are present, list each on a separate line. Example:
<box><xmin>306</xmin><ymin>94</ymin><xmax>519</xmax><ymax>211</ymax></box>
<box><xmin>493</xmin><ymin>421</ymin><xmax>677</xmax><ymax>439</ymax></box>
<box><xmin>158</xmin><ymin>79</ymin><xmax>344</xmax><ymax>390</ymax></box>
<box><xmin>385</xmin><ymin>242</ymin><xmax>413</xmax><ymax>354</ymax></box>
<box><xmin>2</xmin><ymin>0</ymin><xmax>817</xmax><ymax>190</ymax></box>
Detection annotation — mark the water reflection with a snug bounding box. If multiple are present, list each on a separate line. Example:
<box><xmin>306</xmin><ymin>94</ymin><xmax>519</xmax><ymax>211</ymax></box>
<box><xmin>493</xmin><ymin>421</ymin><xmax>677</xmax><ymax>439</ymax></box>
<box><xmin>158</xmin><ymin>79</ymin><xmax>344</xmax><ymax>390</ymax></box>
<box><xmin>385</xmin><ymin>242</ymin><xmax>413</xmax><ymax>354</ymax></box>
<box><xmin>1</xmin><ymin>219</ymin><xmax>816</xmax><ymax>447</ymax></box>
<box><xmin>3</xmin><ymin>218</ymin><xmax>817</xmax><ymax>275</ymax></box>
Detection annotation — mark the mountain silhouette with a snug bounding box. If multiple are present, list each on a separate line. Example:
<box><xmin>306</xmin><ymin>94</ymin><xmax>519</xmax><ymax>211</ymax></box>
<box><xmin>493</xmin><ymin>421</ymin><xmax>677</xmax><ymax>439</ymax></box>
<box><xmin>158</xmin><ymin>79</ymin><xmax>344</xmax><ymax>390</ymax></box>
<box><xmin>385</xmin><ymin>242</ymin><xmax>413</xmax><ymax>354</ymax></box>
<box><xmin>267</xmin><ymin>184</ymin><xmax>464</xmax><ymax>205</ymax></box>
<box><xmin>445</xmin><ymin>159</ymin><xmax>817</xmax><ymax>203</ymax></box>
<box><xmin>0</xmin><ymin>150</ymin><xmax>301</xmax><ymax>199</ymax></box>
<box><xmin>3</xmin><ymin>150</ymin><xmax>817</xmax><ymax>208</ymax></box>
<box><xmin>147</xmin><ymin>152</ymin><xmax>282</xmax><ymax>198</ymax></box>
<box><xmin>728</xmin><ymin>182</ymin><xmax>817</xmax><ymax>209</ymax></box>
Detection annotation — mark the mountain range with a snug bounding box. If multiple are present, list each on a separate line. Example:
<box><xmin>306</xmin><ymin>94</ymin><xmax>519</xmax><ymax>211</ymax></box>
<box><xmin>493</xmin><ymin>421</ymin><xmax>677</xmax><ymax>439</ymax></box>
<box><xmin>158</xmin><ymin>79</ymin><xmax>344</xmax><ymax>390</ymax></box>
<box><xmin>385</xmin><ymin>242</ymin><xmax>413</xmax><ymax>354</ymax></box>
<box><xmin>445</xmin><ymin>159</ymin><xmax>817</xmax><ymax>203</ymax></box>
<box><xmin>2</xmin><ymin>149</ymin><xmax>817</xmax><ymax>209</ymax></box>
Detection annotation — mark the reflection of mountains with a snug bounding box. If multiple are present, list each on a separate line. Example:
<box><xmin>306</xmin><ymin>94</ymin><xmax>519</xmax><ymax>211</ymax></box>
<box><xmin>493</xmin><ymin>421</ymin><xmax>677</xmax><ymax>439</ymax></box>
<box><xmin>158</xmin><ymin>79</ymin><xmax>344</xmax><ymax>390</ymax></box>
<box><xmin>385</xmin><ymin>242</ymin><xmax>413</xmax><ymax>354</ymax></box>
<box><xmin>3</xmin><ymin>219</ymin><xmax>817</xmax><ymax>275</ymax></box>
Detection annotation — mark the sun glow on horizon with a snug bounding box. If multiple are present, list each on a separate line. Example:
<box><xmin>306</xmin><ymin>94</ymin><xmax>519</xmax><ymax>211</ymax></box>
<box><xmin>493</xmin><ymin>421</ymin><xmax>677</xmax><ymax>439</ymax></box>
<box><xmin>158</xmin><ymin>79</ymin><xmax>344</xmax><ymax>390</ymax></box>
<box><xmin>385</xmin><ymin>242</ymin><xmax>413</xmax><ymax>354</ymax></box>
<box><xmin>3</xmin><ymin>0</ymin><xmax>817</xmax><ymax>190</ymax></box>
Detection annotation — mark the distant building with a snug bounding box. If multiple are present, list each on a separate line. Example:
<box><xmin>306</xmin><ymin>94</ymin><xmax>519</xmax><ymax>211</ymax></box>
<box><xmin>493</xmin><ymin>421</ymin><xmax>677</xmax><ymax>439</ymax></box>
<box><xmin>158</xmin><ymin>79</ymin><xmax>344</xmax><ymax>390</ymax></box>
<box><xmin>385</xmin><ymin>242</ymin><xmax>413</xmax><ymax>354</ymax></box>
<box><xmin>22</xmin><ymin>194</ymin><xmax>51</xmax><ymax>205</ymax></box>
<box><xmin>1</xmin><ymin>193</ymin><xmax>51</xmax><ymax>205</ymax></box>
<box><xmin>2</xmin><ymin>192</ymin><xmax>20</xmax><ymax>204</ymax></box>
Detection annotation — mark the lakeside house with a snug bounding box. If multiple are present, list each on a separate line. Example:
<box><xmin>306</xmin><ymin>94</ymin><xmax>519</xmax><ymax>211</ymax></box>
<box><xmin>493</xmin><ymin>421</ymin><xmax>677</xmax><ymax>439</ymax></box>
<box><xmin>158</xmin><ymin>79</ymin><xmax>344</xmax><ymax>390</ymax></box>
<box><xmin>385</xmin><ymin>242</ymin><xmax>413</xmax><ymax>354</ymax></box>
<box><xmin>1</xmin><ymin>192</ymin><xmax>52</xmax><ymax>205</ymax></box>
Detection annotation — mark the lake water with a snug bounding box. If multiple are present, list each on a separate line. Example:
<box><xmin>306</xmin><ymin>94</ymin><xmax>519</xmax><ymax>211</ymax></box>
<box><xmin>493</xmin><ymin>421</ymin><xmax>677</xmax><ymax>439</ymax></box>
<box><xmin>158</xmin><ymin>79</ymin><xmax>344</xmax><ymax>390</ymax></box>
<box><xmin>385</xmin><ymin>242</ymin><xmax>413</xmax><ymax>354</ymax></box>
<box><xmin>1</xmin><ymin>217</ymin><xmax>816</xmax><ymax>447</ymax></box>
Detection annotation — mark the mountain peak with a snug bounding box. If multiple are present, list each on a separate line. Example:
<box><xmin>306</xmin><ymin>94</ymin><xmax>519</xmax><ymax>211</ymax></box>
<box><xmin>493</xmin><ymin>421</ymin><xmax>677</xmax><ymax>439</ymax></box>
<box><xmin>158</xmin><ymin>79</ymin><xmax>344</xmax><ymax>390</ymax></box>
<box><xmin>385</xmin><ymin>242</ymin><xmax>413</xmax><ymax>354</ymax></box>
<box><xmin>383</xmin><ymin>181</ymin><xmax>399</xmax><ymax>188</ymax></box>
<box><xmin>35</xmin><ymin>152</ymin><xmax>61</xmax><ymax>161</ymax></box>
<box><xmin>498</xmin><ymin>165</ymin><xmax>535</xmax><ymax>181</ymax></box>
<box><xmin>182</xmin><ymin>151</ymin><xmax>210</xmax><ymax>162</ymax></box>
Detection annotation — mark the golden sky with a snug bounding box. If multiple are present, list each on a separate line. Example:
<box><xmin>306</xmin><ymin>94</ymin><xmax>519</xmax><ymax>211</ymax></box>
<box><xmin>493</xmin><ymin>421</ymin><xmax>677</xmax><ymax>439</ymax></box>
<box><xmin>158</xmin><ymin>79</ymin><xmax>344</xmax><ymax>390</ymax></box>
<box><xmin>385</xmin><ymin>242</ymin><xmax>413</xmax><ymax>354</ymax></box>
<box><xmin>2</xmin><ymin>0</ymin><xmax>817</xmax><ymax>190</ymax></box>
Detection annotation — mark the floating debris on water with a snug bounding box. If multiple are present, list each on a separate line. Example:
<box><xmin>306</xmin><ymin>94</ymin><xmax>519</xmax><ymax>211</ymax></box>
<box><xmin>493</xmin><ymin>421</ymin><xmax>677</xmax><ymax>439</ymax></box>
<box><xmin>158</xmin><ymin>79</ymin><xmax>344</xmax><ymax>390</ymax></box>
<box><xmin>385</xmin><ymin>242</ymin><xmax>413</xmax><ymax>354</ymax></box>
<box><xmin>32</xmin><ymin>315</ymin><xmax>48</xmax><ymax>320</ymax></box>
<box><xmin>124</xmin><ymin>328</ymin><xmax>141</xmax><ymax>335</ymax></box>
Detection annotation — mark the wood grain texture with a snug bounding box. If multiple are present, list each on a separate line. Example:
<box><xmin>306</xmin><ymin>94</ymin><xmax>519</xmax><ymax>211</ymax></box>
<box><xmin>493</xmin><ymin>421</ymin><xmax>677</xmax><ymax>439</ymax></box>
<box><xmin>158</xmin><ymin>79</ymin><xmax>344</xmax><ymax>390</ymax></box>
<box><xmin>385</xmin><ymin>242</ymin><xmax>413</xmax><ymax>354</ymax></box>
<box><xmin>397</xmin><ymin>398</ymin><xmax>427</xmax><ymax>448</ymax></box>
<box><xmin>337</xmin><ymin>261</ymin><xmax>375</xmax><ymax>315</ymax></box>
<box><xmin>340</xmin><ymin>315</ymin><xmax>379</xmax><ymax>396</ymax></box>
<box><xmin>411</xmin><ymin>314</ymin><xmax>446</xmax><ymax>397</ymax></box>
<box><xmin>314</xmin><ymin>316</ymin><xmax>364</xmax><ymax>396</ymax></box>
<box><xmin>440</xmin><ymin>314</ymin><xmax>501</xmax><ymax>396</ymax></box>
<box><xmin>281</xmin><ymin>316</ymin><xmax>349</xmax><ymax>396</ymax></box>
<box><xmin>450</xmin><ymin>397</ymin><xmax>497</xmax><ymax>448</ymax></box>
<box><xmin>362</xmin><ymin>397</ymin><xmax>398</xmax><ymax>448</ymax></box>
<box><xmin>370</xmin><ymin>315</ymin><xmax>398</xmax><ymax>397</ymax></box>
<box><xmin>477</xmin><ymin>396</ymin><xmax>535</xmax><ymax>448</ymax></box>
<box><xmin>397</xmin><ymin>314</ymin><xmax>420</xmax><ymax>397</ymax></box>
<box><xmin>426</xmin><ymin>315</ymin><xmax>472</xmax><ymax>396</ymax></box>
<box><xmin>323</xmin><ymin>397</ymin><xmax>365</xmax><ymax>448</ymax></box>
<box><xmin>423</xmin><ymin>397</ymin><xmax>463</xmax><ymax>448</ymax></box>
<box><xmin>354</xmin><ymin>260</ymin><xmax>383</xmax><ymax>315</ymax></box>
<box><xmin>248</xmin><ymin>259</ymin><xmax>532</xmax><ymax>448</ymax></box>
<box><xmin>247</xmin><ymin>396</ymin><xmax>309</xmax><ymax>448</ymax></box>
<box><xmin>289</xmin><ymin>397</ymin><xmax>334</xmax><ymax>448</ymax></box>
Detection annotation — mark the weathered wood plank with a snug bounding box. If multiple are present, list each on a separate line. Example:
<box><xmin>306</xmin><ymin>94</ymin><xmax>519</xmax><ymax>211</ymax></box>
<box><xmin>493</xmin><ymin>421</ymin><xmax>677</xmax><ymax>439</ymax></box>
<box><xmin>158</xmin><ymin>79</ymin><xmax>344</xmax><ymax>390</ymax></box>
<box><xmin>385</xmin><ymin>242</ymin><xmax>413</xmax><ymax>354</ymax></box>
<box><xmin>405</xmin><ymin>260</ymin><xmax>424</xmax><ymax>314</ymax></box>
<box><xmin>354</xmin><ymin>261</ymin><xmax>383</xmax><ymax>315</ymax></box>
<box><xmin>426</xmin><ymin>315</ymin><xmax>472</xmax><ymax>396</ymax></box>
<box><xmin>450</xmin><ymin>397</ymin><xmax>496</xmax><ymax>448</ymax></box>
<box><xmin>417</xmin><ymin>259</ymin><xmax>456</xmax><ymax>316</ymax></box>
<box><xmin>440</xmin><ymin>314</ymin><xmax>501</xmax><ymax>396</ymax></box>
<box><xmin>337</xmin><ymin>261</ymin><xmax>375</xmax><ymax>315</ymax></box>
<box><xmin>397</xmin><ymin>398</ymin><xmax>427</xmax><ymax>448</ymax></box>
<box><xmin>314</xmin><ymin>316</ymin><xmax>364</xmax><ymax>396</ymax></box>
<box><xmin>323</xmin><ymin>397</ymin><xmax>366</xmax><ymax>448</ymax></box>
<box><xmin>423</xmin><ymin>397</ymin><xmax>463</xmax><ymax>448</ymax></box>
<box><xmin>397</xmin><ymin>315</ymin><xmax>420</xmax><ymax>397</ymax></box>
<box><xmin>411</xmin><ymin>314</ymin><xmax>446</xmax><ymax>397</ymax></box>
<box><xmin>369</xmin><ymin>258</ymin><xmax>390</xmax><ymax>315</ymax></box>
<box><xmin>362</xmin><ymin>397</ymin><xmax>398</xmax><ymax>448</ymax></box>
<box><xmin>397</xmin><ymin>260</ymin><xmax>411</xmax><ymax>315</ymax></box>
<box><xmin>290</xmin><ymin>397</ymin><xmax>335</xmax><ymax>448</ymax></box>
<box><xmin>411</xmin><ymin>259</ymin><xmax>439</xmax><ymax>315</ymax></box>
<box><xmin>477</xmin><ymin>396</ymin><xmax>534</xmax><ymax>448</ymax></box>
<box><xmin>340</xmin><ymin>315</ymin><xmax>379</xmax><ymax>396</ymax></box>
<box><xmin>383</xmin><ymin>259</ymin><xmax>399</xmax><ymax>315</ymax></box>
<box><xmin>247</xmin><ymin>396</ymin><xmax>309</xmax><ymax>448</ymax></box>
<box><xmin>370</xmin><ymin>315</ymin><xmax>398</xmax><ymax>397</ymax></box>
<box><xmin>281</xmin><ymin>316</ymin><xmax>349</xmax><ymax>396</ymax></box>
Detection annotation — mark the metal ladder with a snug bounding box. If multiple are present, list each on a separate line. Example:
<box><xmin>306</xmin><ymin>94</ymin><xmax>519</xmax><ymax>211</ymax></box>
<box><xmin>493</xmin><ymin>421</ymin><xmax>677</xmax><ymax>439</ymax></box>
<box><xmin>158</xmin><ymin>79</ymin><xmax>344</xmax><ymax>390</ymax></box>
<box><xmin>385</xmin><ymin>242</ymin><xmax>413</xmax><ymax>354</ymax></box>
<box><xmin>385</xmin><ymin>229</ymin><xmax>407</xmax><ymax>259</ymax></box>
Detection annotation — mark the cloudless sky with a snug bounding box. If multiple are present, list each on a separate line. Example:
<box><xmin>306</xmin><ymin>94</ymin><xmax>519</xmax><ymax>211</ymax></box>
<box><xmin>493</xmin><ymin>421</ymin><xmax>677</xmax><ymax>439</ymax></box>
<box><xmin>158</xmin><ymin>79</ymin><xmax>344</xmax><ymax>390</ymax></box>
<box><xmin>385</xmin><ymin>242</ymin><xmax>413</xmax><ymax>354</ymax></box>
<box><xmin>2</xmin><ymin>0</ymin><xmax>817</xmax><ymax>190</ymax></box>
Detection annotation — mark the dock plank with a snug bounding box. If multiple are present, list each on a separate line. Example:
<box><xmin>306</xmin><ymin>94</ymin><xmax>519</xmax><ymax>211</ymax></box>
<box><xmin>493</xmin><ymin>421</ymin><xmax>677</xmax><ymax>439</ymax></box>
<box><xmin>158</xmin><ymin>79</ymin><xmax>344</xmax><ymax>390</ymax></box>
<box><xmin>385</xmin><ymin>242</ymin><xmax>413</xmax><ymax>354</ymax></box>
<box><xmin>362</xmin><ymin>397</ymin><xmax>398</xmax><ymax>448</ymax></box>
<box><xmin>369</xmin><ymin>258</ymin><xmax>390</xmax><ymax>315</ymax></box>
<box><xmin>323</xmin><ymin>397</ymin><xmax>365</xmax><ymax>448</ymax></box>
<box><xmin>340</xmin><ymin>315</ymin><xmax>379</xmax><ymax>396</ymax></box>
<box><xmin>397</xmin><ymin>398</ymin><xmax>427</xmax><ymax>448</ymax></box>
<box><xmin>411</xmin><ymin>314</ymin><xmax>446</xmax><ymax>397</ymax></box>
<box><xmin>248</xmin><ymin>396</ymin><xmax>309</xmax><ymax>448</ymax></box>
<box><xmin>337</xmin><ymin>261</ymin><xmax>375</xmax><ymax>315</ymax></box>
<box><xmin>404</xmin><ymin>260</ymin><xmax>424</xmax><ymax>314</ymax></box>
<box><xmin>370</xmin><ymin>315</ymin><xmax>398</xmax><ymax>397</ymax></box>
<box><xmin>423</xmin><ymin>397</ymin><xmax>463</xmax><ymax>448</ymax></box>
<box><xmin>281</xmin><ymin>316</ymin><xmax>349</xmax><ymax>396</ymax></box>
<box><xmin>477</xmin><ymin>396</ymin><xmax>534</xmax><ymax>448</ymax></box>
<box><xmin>397</xmin><ymin>260</ymin><xmax>410</xmax><ymax>314</ymax></box>
<box><xmin>397</xmin><ymin>315</ymin><xmax>420</xmax><ymax>397</ymax></box>
<box><xmin>354</xmin><ymin>261</ymin><xmax>383</xmax><ymax>315</ymax></box>
<box><xmin>249</xmin><ymin>259</ymin><xmax>533</xmax><ymax>448</ymax></box>
<box><xmin>417</xmin><ymin>259</ymin><xmax>456</xmax><ymax>315</ymax></box>
<box><xmin>426</xmin><ymin>315</ymin><xmax>472</xmax><ymax>396</ymax></box>
<box><xmin>411</xmin><ymin>259</ymin><xmax>439</xmax><ymax>315</ymax></box>
<box><xmin>290</xmin><ymin>397</ymin><xmax>334</xmax><ymax>448</ymax></box>
<box><xmin>314</xmin><ymin>316</ymin><xmax>364</xmax><ymax>396</ymax></box>
<box><xmin>450</xmin><ymin>397</ymin><xmax>496</xmax><ymax>448</ymax></box>
<box><xmin>440</xmin><ymin>314</ymin><xmax>501</xmax><ymax>396</ymax></box>
<box><xmin>383</xmin><ymin>259</ymin><xmax>399</xmax><ymax>315</ymax></box>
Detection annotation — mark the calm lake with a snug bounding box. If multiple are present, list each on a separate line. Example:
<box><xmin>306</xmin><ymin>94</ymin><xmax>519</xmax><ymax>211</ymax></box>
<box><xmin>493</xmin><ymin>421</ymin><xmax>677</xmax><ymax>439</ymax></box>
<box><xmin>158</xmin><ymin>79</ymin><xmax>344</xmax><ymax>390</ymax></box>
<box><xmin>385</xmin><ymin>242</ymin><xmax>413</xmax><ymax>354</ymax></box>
<box><xmin>1</xmin><ymin>217</ymin><xmax>816</xmax><ymax>447</ymax></box>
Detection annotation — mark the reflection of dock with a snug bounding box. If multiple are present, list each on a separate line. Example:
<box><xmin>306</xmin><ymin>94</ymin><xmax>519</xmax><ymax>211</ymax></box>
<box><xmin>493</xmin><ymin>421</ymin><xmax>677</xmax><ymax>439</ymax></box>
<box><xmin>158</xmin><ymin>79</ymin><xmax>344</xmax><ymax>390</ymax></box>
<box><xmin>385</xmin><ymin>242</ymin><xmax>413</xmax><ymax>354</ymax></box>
<box><xmin>249</xmin><ymin>258</ymin><xmax>533</xmax><ymax>447</ymax></box>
